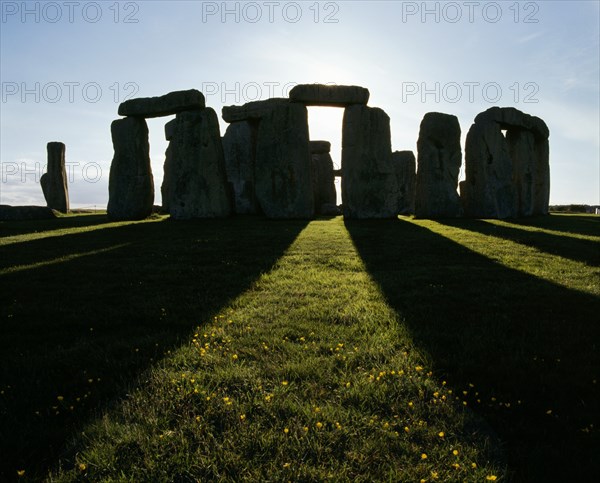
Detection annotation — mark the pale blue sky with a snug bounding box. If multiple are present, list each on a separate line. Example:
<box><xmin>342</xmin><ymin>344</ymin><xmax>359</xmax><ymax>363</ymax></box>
<box><xmin>1</xmin><ymin>0</ymin><xmax>598</xmax><ymax>207</ymax></box>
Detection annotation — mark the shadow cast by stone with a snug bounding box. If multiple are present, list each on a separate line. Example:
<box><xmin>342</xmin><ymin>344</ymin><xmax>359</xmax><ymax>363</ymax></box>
<box><xmin>0</xmin><ymin>214</ymin><xmax>110</xmax><ymax>238</ymax></box>
<box><xmin>344</xmin><ymin>218</ymin><xmax>600</xmax><ymax>480</ymax></box>
<box><xmin>436</xmin><ymin>217</ymin><xmax>600</xmax><ymax>267</ymax></box>
<box><xmin>0</xmin><ymin>217</ymin><xmax>308</xmax><ymax>481</ymax></box>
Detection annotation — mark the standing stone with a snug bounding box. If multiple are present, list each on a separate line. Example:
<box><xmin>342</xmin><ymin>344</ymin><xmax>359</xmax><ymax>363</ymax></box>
<box><xmin>460</xmin><ymin>121</ymin><xmax>516</xmax><ymax>218</ymax></box>
<box><xmin>40</xmin><ymin>141</ymin><xmax>69</xmax><ymax>212</ymax></box>
<box><xmin>310</xmin><ymin>141</ymin><xmax>337</xmax><ymax>214</ymax></box>
<box><xmin>461</xmin><ymin>107</ymin><xmax>550</xmax><ymax>218</ymax></box>
<box><xmin>254</xmin><ymin>103</ymin><xmax>314</xmax><ymax>218</ymax></box>
<box><xmin>392</xmin><ymin>150</ymin><xmax>416</xmax><ymax>215</ymax></box>
<box><xmin>415</xmin><ymin>112</ymin><xmax>462</xmax><ymax>218</ymax></box>
<box><xmin>165</xmin><ymin>109</ymin><xmax>232</xmax><ymax>219</ymax></box>
<box><xmin>222</xmin><ymin>121</ymin><xmax>259</xmax><ymax>214</ymax></box>
<box><xmin>160</xmin><ymin>118</ymin><xmax>178</xmax><ymax>213</ymax></box>
<box><xmin>107</xmin><ymin>117</ymin><xmax>154</xmax><ymax>220</ymax></box>
<box><xmin>341</xmin><ymin>105</ymin><xmax>398</xmax><ymax>219</ymax></box>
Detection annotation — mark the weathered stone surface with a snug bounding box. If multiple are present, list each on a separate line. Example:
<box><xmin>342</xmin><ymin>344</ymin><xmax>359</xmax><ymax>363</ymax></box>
<box><xmin>40</xmin><ymin>142</ymin><xmax>69</xmax><ymax>213</ymax></box>
<box><xmin>392</xmin><ymin>150</ymin><xmax>416</xmax><ymax>215</ymax></box>
<box><xmin>312</xmin><ymin>150</ymin><xmax>337</xmax><ymax>214</ymax></box>
<box><xmin>320</xmin><ymin>203</ymin><xmax>342</xmax><ymax>216</ymax></box>
<box><xmin>475</xmin><ymin>106</ymin><xmax>549</xmax><ymax>139</ymax></box>
<box><xmin>310</xmin><ymin>140</ymin><xmax>331</xmax><ymax>154</ymax></box>
<box><xmin>164</xmin><ymin>109</ymin><xmax>232</xmax><ymax>219</ymax></box>
<box><xmin>341</xmin><ymin>105</ymin><xmax>398</xmax><ymax>219</ymax></box>
<box><xmin>164</xmin><ymin>118</ymin><xmax>177</xmax><ymax>141</ymax></box>
<box><xmin>461</xmin><ymin>121</ymin><xmax>516</xmax><ymax>218</ymax></box>
<box><xmin>0</xmin><ymin>205</ymin><xmax>56</xmax><ymax>221</ymax></box>
<box><xmin>462</xmin><ymin>107</ymin><xmax>550</xmax><ymax>218</ymax></box>
<box><xmin>107</xmin><ymin>117</ymin><xmax>154</xmax><ymax>220</ymax></box>
<box><xmin>222</xmin><ymin>98</ymin><xmax>289</xmax><ymax>123</ymax></box>
<box><xmin>415</xmin><ymin>112</ymin><xmax>462</xmax><ymax>218</ymax></box>
<box><xmin>222</xmin><ymin>121</ymin><xmax>259</xmax><ymax>214</ymax></box>
<box><xmin>254</xmin><ymin>103</ymin><xmax>314</xmax><ymax>218</ymax></box>
<box><xmin>290</xmin><ymin>84</ymin><xmax>369</xmax><ymax>107</ymax></box>
<box><xmin>118</xmin><ymin>89</ymin><xmax>205</xmax><ymax>118</ymax></box>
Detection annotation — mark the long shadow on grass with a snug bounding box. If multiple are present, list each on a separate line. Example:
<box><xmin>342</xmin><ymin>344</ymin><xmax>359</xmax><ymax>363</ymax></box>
<box><xmin>345</xmin><ymin>219</ymin><xmax>600</xmax><ymax>482</ymax></box>
<box><xmin>0</xmin><ymin>216</ymin><xmax>308</xmax><ymax>482</ymax></box>
<box><xmin>436</xmin><ymin>218</ymin><xmax>600</xmax><ymax>267</ymax></box>
<box><xmin>516</xmin><ymin>213</ymin><xmax>600</xmax><ymax>237</ymax></box>
<box><xmin>0</xmin><ymin>213</ymin><xmax>111</xmax><ymax>237</ymax></box>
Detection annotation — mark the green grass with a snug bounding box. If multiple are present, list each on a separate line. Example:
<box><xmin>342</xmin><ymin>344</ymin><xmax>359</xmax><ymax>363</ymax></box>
<box><xmin>0</xmin><ymin>213</ymin><xmax>598</xmax><ymax>481</ymax></box>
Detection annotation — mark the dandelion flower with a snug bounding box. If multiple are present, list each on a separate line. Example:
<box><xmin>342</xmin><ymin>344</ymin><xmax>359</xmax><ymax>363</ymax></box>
<box><xmin>421</xmin><ymin>453</ymin><xmax>428</xmax><ymax>460</ymax></box>
<box><xmin>282</xmin><ymin>381</ymin><xmax>288</xmax><ymax>386</ymax></box>
<box><xmin>232</xmin><ymin>354</ymin><xmax>238</xmax><ymax>360</ymax></box>
<box><xmin>486</xmin><ymin>477</ymin><xmax>498</xmax><ymax>481</ymax></box>
<box><xmin>316</xmin><ymin>422</ymin><xmax>323</xmax><ymax>429</ymax></box>
<box><xmin>438</xmin><ymin>431</ymin><xmax>445</xmax><ymax>438</ymax></box>
<box><xmin>17</xmin><ymin>470</ymin><xmax>25</xmax><ymax>477</ymax></box>
<box><xmin>78</xmin><ymin>463</ymin><xmax>87</xmax><ymax>471</ymax></box>
<box><xmin>453</xmin><ymin>449</ymin><xmax>459</xmax><ymax>456</ymax></box>
<box><xmin>240</xmin><ymin>414</ymin><xmax>246</xmax><ymax>421</ymax></box>
<box><xmin>284</xmin><ymin>428</ymin><xmax>289</xmax><ymax>434</ymax></box>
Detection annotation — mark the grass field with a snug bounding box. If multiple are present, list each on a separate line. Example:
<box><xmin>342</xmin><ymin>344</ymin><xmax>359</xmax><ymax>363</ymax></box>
<box><xmin>0</xmin><ymin>213</ymin><xmax>598</xmax><ymax>481</ymax></box>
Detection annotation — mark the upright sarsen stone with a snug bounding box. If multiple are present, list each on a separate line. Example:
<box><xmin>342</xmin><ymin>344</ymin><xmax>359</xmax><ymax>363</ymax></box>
<box><xmin>460</xmin><ymin>121</ymin><xmax>516</xmax><ymax>218</ymax></box>
<box><xmin>222</xmin><ymin>121</ymin><xmax>258</xmax><ymax>214</ymax></box>
<box><xmin>254</xmin><ymin>103</ymin><xmax>314</xmax><ymax>218</ymax></box>
<box><xmin>107</xmin><ymin>117</ymin><xmax>154</xmax><ymax>220</ymax></box>
<box><xmin>341</xmin><ymin>105</ymin><xmax>398</xmax><ymax>219</ymax></box>
<box><xmin>165</xmin><ymin>109</ymin><xmax>232</xmax><ymax>219</ymax></box>
<box><xmin>461</xmin><ymin>107</ymin><xmax>550</xmax><ymax>218</ymax></box>
<box><xmin>392</xmin><ymin>150</ymin><xmax>416</xmax><ymax>215</ymax></box>
<box><xmin>415</xmin><ymin>112</ymin><xmax>462</xmax><ymax>218</ymax></box>
<box><xmin>310</xmin><ymin>141</ymin><xmax>337</xmax><ymax>214</ymax></box>
<box><xmin>40</xmin><ymin>141</ymin><xmax>69</xmax><ymax>213</ymax></box>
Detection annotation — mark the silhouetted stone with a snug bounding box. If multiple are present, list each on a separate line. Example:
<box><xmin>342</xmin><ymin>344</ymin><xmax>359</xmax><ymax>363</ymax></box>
<box><xmin>161</xmin><ymin>118</ymin><xmax>179</xmax><ymax>212</ymax></box>
<box><xmin>311</xmin><ymin>150</ymin><xmax>337</xmax><ymax>214</ymax></box>
<box><xmin>415</xmin><ymin>112</ymin><xmax>462</xmax><ymax>218</ymax></box>
<box><xmin>461</xmin><ymin>107</ymin><xmax>550</xmax><ymax>218</ymax></box>
<box><xmin>392</xmin><ymin>150</ymin><xmax>416</xmax><ymax>215</ymax></box>
<box><xmin>165</xmin><ymin>109</ymin><xmax>231</xmax><ymax>219</ymax></box>
<box><xmin>342</xmin><ymin>105</ymin><xmax>398</xmax><ymax>219</ymax></box>
<box><xmin>107</xmin><ymin>117</ymin><xmax>154</xmax><ymax>220</ymax></box>
<box><xmin>164</xmin><ymin>118</ymin><xmax>177</xmax><ymax>141</ymax></box>
<box><xmin>254</xmin><ymin>103</ymin><xmax>314</xmax><ymax>218</ymax></box>
<box><xmin>222</xmin><ymin>98</ymin><xmax>290</xmax><ymax>123</ymax></box>
<box><xmin>320</xmin><ymin>203</ymin><xmax>342</xmax><ymax>216</ymax></box>
<box><xmin>0</xmin><ymin>205</ymin><xmax>56</xmax><ymax>221</ymax></box>
<box><xmin>310</xmin><ymin>140</ymin><xmax>331</xmax><ymax>154</ymax></box>
<box><xmin>118</xmin><ymin>89</ymin><xmax>205</xmax><ymax>118</ymax></box>
<box><xmin>222</xmin><ymin>121</ymin><xmax>259</xmax><ymax>214</ymax></box>
<box><xmin>290</xmin><ymin>84</ymin><xmax>369</xmax><ymax>107</ymax></box>
<box><xmin>40</xmin><ymin>141</ymin><xmax>69</xmax><ymax>213</ymax></box>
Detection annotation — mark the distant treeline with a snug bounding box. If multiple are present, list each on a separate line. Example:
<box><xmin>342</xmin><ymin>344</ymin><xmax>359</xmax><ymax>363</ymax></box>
<box><xmin>550</xmin><ymin>205</ymin><xmax>600</xmax><ymax>213</ymax></box>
